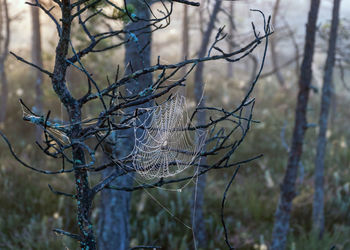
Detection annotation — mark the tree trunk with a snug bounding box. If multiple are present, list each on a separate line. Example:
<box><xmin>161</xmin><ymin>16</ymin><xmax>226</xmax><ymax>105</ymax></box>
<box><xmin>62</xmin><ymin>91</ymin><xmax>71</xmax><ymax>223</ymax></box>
<box><xmin>312</xmin><ymin>0</ymin><xmax>341</xmax><ymax>238</ymax></box>
<box><xmin>30</xmin><ymin>1</ymin><xmax>44</xmax><ymax>142</ymax></box>
<box><xmin>73</xmin><ymin>141</ymin><xmax>96</xmax><ymax>250</ymax></box>
<box><xmin>270</xmin><ymin>0</ymin><xmax>285</xmax><ymax>87</ymax></box>
<box><xmin>0</xmin><ymin>0</ymin><xmax>10</xmax><ymax>125</ymax></box>
<box><xmin>97</xmin><ymin>2</ymin><xmax>152</xmax><ymax>249</ymax></box>
<box><xmin>98</xmin><ymin>158</ymin><xmax>132</xmax><ymax>250</ymax></box>
<box><xmin>51</xmin><ymin>1</ymin><xmax>96</xmax><ymax>248</ymax></box>
<box><xmin>271</xmin><ymin>1</ymin><xmax>320</xmax><ymax>249</ymax></box>
<box><xmin>0</xmin><ymin>62</ymin><xmax>7</xmax><ymax>125</ymax></box>
<box><xmin>227</xmin><ymin>1</ymin><xmax>234</xmax><ymax>78</ymax></box>
<box><xmin>198</xmin><ymin>6</ymin><xmax>204</xmax><ymax>38</ymax></box>
<box><xmin>192</xmin><ymin>2</ymin><xmax>222</xmax><ymax>248</ymax></box>
<box><xmin>182</xmin><ymin>5</ymin><xmax>189</xmax><ymax>74</ymax></box>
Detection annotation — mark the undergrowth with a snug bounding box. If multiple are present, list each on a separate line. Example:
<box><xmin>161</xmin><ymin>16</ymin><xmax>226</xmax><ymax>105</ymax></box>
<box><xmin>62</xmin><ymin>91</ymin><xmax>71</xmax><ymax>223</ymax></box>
<box><xmin>0</xmin><ymin>62</ymin><xmax>349</xmax><ymax>249</ymax></box>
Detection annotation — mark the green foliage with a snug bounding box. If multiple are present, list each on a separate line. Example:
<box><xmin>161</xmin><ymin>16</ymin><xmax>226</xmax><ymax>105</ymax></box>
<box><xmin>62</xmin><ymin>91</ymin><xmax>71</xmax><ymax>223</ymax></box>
<box><xmin>0</xmin><ymin>164</ymin><xmax>78</xmax><ymax>249</ymax></box>
<box><xmin>113</xmin><ymin>4</ymin><xmax>136</xmax><ymax>23</ymax></box>
<box><xmin>129</xmin><ymin>189</ymin><xmax>195</xmax><ymax>249</ymax></box>
<box><xmin>288</xmin><ymin>226</ymin><xmax>350</xmax><ymax>250</ymax></box>
<box><xmin>84</xmin><ymin>0</ymin><xmax>105</xmax><ymax>10</ymax></box>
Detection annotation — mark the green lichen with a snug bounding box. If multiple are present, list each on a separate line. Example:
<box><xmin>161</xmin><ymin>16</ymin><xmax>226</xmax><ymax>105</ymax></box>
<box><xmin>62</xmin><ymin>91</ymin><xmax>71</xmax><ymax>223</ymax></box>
<box><xmin>74</xmin><ymin>159</ymin><xmax>82</xmax><ymax>165</ymax></box>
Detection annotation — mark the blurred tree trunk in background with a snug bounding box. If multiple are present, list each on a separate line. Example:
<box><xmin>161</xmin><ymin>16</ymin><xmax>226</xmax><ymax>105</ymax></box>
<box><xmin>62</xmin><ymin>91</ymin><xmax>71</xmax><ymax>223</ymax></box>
<box><xmin>30</xmin><ymin>0</ymin><xmax>44</xmax><ymax>141</ymax></box>
<box><xmin>98</xmin><ymin>2</ymin><xmax>152</xmax><ymax>249</ymax></box>
<box><xmin>270</xmin><ymin>0</ymin><xmax>285</xmax><ymax>87</ymax></box>
<box><xmin>0</xmin><ymin>0</ymin><xmax>10</xmax><ymax>126</ymax></box>
<box><xmin>329</xmin><ymin>92</ymin><xmax>337</xmax><ymax>129</ymax></box>
<box><xmin>313</xmin><ymin>0</ymin><xmax>341</xmax><ymax>238</ymax></box>
<box><xmin>271</xmin><ymin>0</ymin><xmax>320</xmax><ymax>249</ymax></box>
<box><xmin>198</xmin><ymin>5</ymin><xmax>204</xmax><ymax>37</ymax></box>
<box><xmin>182</xmin><ymin>5</ymin><xmax>189</xmax><ymax>73</ymax></box>
<box><xmin>227</xmin><ymin>1</ymin><xmax>234</xmax><ymax>78</ymax></box>
<box><xmin>192</xmin><ymin>1</ymin><xmax>222</xmax><ymax>248</ymax></box>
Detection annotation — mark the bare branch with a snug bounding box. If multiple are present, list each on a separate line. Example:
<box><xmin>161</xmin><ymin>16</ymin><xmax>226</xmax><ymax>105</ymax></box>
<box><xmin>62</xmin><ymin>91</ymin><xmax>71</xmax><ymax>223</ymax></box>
<box><xmin>10</xmin><ymin>52</ymin><xmax>53</xmax><ymax>77</ymax></box>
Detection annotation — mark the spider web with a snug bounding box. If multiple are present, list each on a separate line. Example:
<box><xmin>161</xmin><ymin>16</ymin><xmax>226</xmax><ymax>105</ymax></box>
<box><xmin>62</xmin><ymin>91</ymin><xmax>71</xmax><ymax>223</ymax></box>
<box><xmin>131</xmin><ymin>93</ymin><xmax>207</xmax><ymax>180</ymax></box>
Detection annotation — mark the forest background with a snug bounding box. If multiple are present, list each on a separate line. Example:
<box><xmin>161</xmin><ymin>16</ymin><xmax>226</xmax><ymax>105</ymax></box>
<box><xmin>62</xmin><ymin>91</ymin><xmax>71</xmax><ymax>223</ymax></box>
<box><xmin>0</xmin><ymin>0</ymin><xmax>350</xmax><ymax>249</ymax></box>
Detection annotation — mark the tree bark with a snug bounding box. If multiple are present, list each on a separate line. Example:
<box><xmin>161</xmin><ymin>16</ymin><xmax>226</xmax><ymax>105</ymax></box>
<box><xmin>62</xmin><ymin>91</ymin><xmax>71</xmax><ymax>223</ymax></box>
<box><xmin>0</xmin><ymin>63</ymin><xmax>7</xmax><ymax>125</ymax></box>
<box><xmin>0</xmin><ymin>0</ymin><xmax>10</xmax><ymax>125</ymax></box>
<box><xmin>312</xmin><ymin>0</ymin><xmax>341</xmax><ymax>238</ymax></box>
<box><xmin>227</xmin><ymin>1</ymin><xmax>234</xmax><ymax>78</ymax></box>
<box><xmin>181</xmin><ymin>5</ymin><xmax>189</xmax><ymax>74</ymax></box>
<box><xmin>271</xmin><ymin>1</ymin><xmax>320</xmax><ymax>249</ymax></box>
<box><xmin>51</xmin><ymin>1</ymin><xmax>96</xmax><ymax>248</ymax></box>
<box><xmin>97</xmin><ymin>2</ymin><xmax>152</xmax><ymax>249</ymax></box>
<box><xmin>192</xmin><ymin>1</ymin><xmax>222</xmax><ymax>248</ymax></box>
<box><xmin>30</xmin><ymin>1</ymin><xmax>44</xmax><ymax>142</ymax></box>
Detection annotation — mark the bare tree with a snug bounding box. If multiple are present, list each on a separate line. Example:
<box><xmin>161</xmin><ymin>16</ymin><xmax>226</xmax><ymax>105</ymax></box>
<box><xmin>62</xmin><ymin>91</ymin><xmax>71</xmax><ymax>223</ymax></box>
<box><xmin>30</xmin><ymin>0</ymin><xmax>44</xmax><ymax>141</ymax></box>
<box><xmin>313</xmin><ymin>0</ymin><xmax>341</xmax><ymax>238</ymax></box>
<box><xmin>182</xmin><ymin>4</ymin><xmax>189</xmax><ymax>73</ymax></box>
<box><xmin>227</xmin><ymin>1</ymin><xmax>235</xmax><ymax>78</ymax></box>
<box><xmin>271</xmin><ymin>0</ymin><xmax>321</xmax><ymax>249</ymax></box>
<box><xmin>1</xmin><ymin>0</ymin><xmax>271</xmax><ymax>249</ymax></box>
<box><xmin>0</xmin><ymin>0</ymin><xmax>10</xmax><ymax>125</ymax></box>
